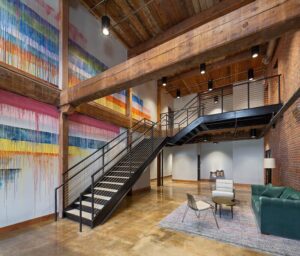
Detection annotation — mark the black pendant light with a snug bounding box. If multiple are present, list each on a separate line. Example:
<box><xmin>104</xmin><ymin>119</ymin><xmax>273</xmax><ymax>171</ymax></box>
<box><xmin>203</xmin><ymin>136</ymin><xmax>208</xmax><ymax>142</ymax></box>
<box><xmin>176</xmin><ymin>89</ymin><xmax>181</xmax><ymax>99</ymax></box>
<box><xmin>251</xmin><ymin>45</ymin><xmax>259</xmax><ymax>58</ymax></box>
<box><xmin>200</xmin><ymin>63</ymin><xmax>206</xmax><ymax>74</ymax></box>
<box><xmin>214</xmin><ymin>96</ymin><xmax>218</xmax><ymax>104</ymax></box>
<box><xmin>248</xmin><ymin>68</ymin><xmax>254</xmax><ymax>81</ymax></box>
<box><xmin>162</xmin><ymin>77</ymin><xmax>167</xmax><ymax>86</ymax></box>
<box><xmin>102</xmin><ymin>15</ymin><xmax>110</xmax><ymax>36</ymax></box>
<box><xmin>250</xmin><ymin>129</ymin><xmax>257</xmax><ymax>138</ymax></box>
<box><xmin>208</xmin><ymin>80</ymin><xmax>213</xmax><ymax>91</ymax></box>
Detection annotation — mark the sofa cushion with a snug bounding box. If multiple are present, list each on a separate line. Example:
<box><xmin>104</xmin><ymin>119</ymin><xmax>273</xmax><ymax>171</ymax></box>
<box><xmin>261</xmin><ymin>186</ymin><xmax>286</xmax><ymax>198</ymax></box>
<box><xmin>279</xmin><ymin>187</ymin><xmax>300</xmax><ymax>200</ymax></box>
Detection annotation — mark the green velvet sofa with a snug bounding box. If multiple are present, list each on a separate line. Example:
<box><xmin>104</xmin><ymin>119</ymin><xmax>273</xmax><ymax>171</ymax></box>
<box><xmin>251</xmin><ymin>184</ymin><xmax>300</xmax><ymax>240</ymax></box>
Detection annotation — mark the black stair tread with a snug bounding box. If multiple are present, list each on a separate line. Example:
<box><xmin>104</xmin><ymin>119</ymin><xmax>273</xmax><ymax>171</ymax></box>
<box><xmin>64</xmin><ymin>136</ymin><xmax>168</xmax><ymax>227</ymax></box>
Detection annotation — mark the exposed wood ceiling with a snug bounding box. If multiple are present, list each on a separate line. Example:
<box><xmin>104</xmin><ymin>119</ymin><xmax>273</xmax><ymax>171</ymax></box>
<box><xmin>80</xmin><ymin>0</ymin><xmax>226</xmax><ymax>49</ymax></box>
<box><xmin>61</xmin><ymin>0</ymin><xmax>300</xmax><ymax>107</ymax></box>
<box><xmin>163</xmin><ymin>46</ymin><xmax>267</xmax><ymax>98</ymax></box>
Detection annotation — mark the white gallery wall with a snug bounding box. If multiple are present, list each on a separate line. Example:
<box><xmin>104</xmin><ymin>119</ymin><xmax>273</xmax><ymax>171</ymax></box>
<box><xmin>200</xmin><ymin>142</ymin><xmax>233</xmax><ymax>180</ymax></box>
<box><xmin>172</xmin><ymin>144</ymin><xmax>198</xmax><ymax>181</ymax></box>
<box><xmin>170</xmin><ymin>139</ymin><xmax>264</xmax><ymax>184</ymax></box>
<box><xmin>232</xmin><ymin>139</ymin><xmax>264</xmax><ymax>184</ymax></box>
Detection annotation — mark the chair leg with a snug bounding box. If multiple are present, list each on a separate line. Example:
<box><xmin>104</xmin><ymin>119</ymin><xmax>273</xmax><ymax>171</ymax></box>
<box><xmin>182</xmin><ymin>205</ymin><xmax>189</xmax><ymax>222</ymax></box>
<box><xmin>211</xmin><ymin>208</ymin><xmax>219</xmax><ymax>229</ymax></box>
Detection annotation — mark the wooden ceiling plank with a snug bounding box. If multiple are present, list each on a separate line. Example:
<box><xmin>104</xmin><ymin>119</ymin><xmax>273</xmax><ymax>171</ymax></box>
<box><xmin>61</xmin><ymin>0</ymin><xmax>300</xmax><ymax>107</ymax></box>
<box><xmin>114</xmin><ymin>0</ymin><xmax>151</xmax><ymax>42</ymax></box>
<box><xmin>184</xmin><ymin>0</ymin><xmax>196</xmax><ymax>16</ymax></box>
<box><xmin>192</xmin><ymin>0</ymin><xmax>201</xmax><ymax>13</ymax></box>
<box><xmin>128</xmin><ymin>0</ymin><xmax>255</xmax><ymax>57</ymax></box>
<box><xmin>129</xmin><ymin>0</ymin><xmax>162</xmax><ymax>36</ymax></box>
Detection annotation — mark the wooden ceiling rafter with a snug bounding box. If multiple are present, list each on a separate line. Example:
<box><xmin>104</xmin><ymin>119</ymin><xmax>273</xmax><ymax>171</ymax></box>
<box><xmin>127</xmin><ymin>0</ymin><xmax>254</xmax><ymax>57</ymax></box>
<box><xmin>61</xmin><ymin>0</ymin><xmax>300</xmax><ymax>107</ymax></box>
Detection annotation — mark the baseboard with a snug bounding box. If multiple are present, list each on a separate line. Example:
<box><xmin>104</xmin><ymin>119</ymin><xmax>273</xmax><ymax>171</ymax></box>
<box><xmin>0</xmin><ymin>213</ymin><xmax>54</xmax><ymax>233</ymax></box>
<box><xmin>172</xmin><ymin>179</ymin><xmax>199</xmax><ymax>183</ymax></box>
<box><xmin>132</xmin><ymin>186</ymin><xmax>151</xmax><ymax>194</ymax></box>
<box><xmin>151</xmin><ymin>175</ymin><xmax>172</xmax><ymax>181</ymax></box>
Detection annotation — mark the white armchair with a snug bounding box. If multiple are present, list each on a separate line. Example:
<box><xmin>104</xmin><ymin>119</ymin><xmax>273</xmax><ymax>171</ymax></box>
<box><xmin>212</xmin><ymin>179</ymin><xmax>235</xmax><ymax>199</ymax></box>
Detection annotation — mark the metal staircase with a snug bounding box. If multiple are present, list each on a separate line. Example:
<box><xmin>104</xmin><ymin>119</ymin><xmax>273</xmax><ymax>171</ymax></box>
<box><xmin>55</xmin><ymin>75</ymin><xmax>282</xmax><ymax>231</ymax></box>
<box><xmin>55</xmin><ymin>118</ymin><xmax>168</xmax><ymax>230</ymax></box>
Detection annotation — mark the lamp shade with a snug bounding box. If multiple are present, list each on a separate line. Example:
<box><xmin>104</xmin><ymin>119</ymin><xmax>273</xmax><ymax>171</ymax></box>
<box><xmin>264</xmin><ymin>158</ymin><xmax>276</xmax><ymax>168</ymax></box>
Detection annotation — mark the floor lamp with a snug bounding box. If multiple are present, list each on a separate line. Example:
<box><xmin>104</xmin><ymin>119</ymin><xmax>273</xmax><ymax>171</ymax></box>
<box><xmin>264</xmin><ymin>158</ymin><xmax>276</xmax><ymax>184</ymax></box>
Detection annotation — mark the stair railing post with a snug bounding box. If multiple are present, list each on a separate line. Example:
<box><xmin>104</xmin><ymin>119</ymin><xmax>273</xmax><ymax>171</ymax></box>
<box><xmin>91</xmin><ymin>176</ymin><xmax>95</xmax><ymax>220</ymax></box>
<box><xmin>151</xmin><ymin>126</ymin><xmax>154</xmax><ymax>153</ymax></box>
<box><xmin>55</xmin><ymin>188</ymin><xmax>58</xmax><ymax>221</ymax></box>
<box><xmin>79</xmin><ymin>193</ymin><xmax>83</xmax><ymax>232</ymax></box>
<box><xmin>187</xmin><ymin>109</ymin><xmax>189</xmax><ymax>126</ymax></box>
<box><xmin>221</xmin><ymin>88</ymin><xmax>224</xmax><ymax>113</ymax></box>
<box><xmin>102</xmin><ymin>147</ymin><xmax>105</xmax><ymax>175</ymax></box>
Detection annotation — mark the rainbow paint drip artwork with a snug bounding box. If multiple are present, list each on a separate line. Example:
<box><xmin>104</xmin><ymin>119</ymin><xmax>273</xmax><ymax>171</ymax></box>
<box><xmin>0</xmin><ymin>89</ymin><xmax>121</xmax><ymax>227</ymax></box>
<box><xmin>0</xmin><ymin>0</ymin><xmax>59</xmax><ymax>85</ymax></box>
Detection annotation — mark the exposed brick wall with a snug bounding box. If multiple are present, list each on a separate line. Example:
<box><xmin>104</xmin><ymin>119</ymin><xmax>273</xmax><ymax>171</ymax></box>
<box><xmin>264</xmin><ymin>31</ymin><xmax>300</xmax><ymax>190</ymax></box>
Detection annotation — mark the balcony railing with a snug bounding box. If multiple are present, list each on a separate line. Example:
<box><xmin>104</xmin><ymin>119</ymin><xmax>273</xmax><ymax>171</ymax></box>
<box><xmin>160</xmin><ymin>75</ymin><xmax>281</xmax><ymax>136</ymax></box>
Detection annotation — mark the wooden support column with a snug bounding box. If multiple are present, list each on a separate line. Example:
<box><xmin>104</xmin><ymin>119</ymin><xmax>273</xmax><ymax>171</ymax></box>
<box><xmin>157</xmin><ymin>152</ymin><xmax>161</xmax><ymax>187</ymax></box>
<box><xmin>58</xmin><ymin>0</ymin><xmax>69</xmax><ymax>212</ymax></box>
<box><xmin>126</xmin><ymin>88</ymin><xmax>133</xmax><ymax>127</ymax></box>
<box><xmin>157</xmin><ymin>83</ymin><xmax>162</xmax><ymax>135</ymax></box>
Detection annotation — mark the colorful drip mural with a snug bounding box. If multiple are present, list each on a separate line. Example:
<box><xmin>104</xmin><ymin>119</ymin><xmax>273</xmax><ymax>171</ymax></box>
<box><xmin>0</xmin><ymin>0</ymin><xmax>59</xmax><ymax>85</ymax></box>
<box><xmin>0</xmin><ymin>0</ymin><xmax>151</xmax><ymax>119</ymax></box>
<box><xmin>0</xmin><ymin>89</ymin><xmax>121</xmax><ymax>227</ymax></box>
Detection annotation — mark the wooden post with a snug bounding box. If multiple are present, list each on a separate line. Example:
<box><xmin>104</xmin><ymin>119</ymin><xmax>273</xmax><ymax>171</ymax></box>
<box><xmin>58</xmin><ymin>0</ymin><xmax>69</xmax><ymax>214</ymax></box>
<box><xmin>126</xmin><ymin>88</ymin><xmax>133</xmax><ymax>127</ymax></box>
<box><xmin>157</xmin><ymin>83</ymin><xmax>162</xmax><ymax>135</ymax></box>
<box><xmin>157</xmin><ymin>152</ymin><xmax>161</xmax><ymax>187</ymax></box>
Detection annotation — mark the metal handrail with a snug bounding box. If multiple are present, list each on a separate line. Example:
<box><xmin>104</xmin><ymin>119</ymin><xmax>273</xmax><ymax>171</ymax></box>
<box><xmin>54</xmin><ymin>118</ymin><xmax>151</xmax><ymax>221</ymax></box>
<box><xmin>62</xmin><ymin>118</ymin><xmax>146</xmax><ymax>176</ymax></box>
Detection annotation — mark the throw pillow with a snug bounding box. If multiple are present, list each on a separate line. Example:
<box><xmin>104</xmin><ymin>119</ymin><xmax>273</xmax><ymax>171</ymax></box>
<box><xmin>280</xmin><ymin>188</ymin><xmax>295</xmax><ymax>199</ymax></box>
<box><xmin>288</xmin><ymin>191</ymin><xmax>300</xmax><ymax>200</ymax></box>
<box><xmin>261</xmin><ymin>186</ymin><xmax>286</xmax><ymax>198</ymax></box>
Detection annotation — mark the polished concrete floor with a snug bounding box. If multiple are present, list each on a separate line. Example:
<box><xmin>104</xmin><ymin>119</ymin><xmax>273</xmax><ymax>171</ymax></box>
<box><xmin>0</xmin><ymin>179</ymin><xmax>265</xmax><ymax>256</ymax></box>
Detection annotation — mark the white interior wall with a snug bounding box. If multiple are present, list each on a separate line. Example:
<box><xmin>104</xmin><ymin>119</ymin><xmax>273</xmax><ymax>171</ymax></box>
<box><xmin>200</xmin><ymin>142</ymin><xmax>233</xmax><ymax>180</ymax></box>
<box><xmin>172</xmin><ymin>144</ymin><xmax>198</xmax><ymax>181</ymax></box>
<box><xmin>232</xmin><ymin>139</ymin><xmax>264</xmax><ymax>184</ymax></box>
<box><xmin>173</xmin><ymin>94</ymin><xmax>197</xmax><ymax>111</ymax></box>
<box><xmin>133</xmin><ymin>167</ymin><xmax>150</xmax><ymax>191</ymax></box>
<box><xmin>171</xmin><ymin>139</ymin><xmax>264</xmax><ymax>184</ymax></box>
<box><xmin>161</xmin><ymin>89</ymin><xmax>174</xmax><ymax>114</ymax></box>
<box><xmin>70</xmin><ymin>0</ymin><xmax>127</xmax><ymax>68</ymax></box>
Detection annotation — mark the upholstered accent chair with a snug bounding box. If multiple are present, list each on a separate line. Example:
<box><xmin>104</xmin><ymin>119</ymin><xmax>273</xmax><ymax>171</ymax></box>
<box><xmin>212</xmin><ymin>179</ymin><xmax>235</xmax><ymax>199</ymax></box>
<box><xmin>182</xmin><ymin>193</ymin><xmax>219</xmax><ymax>228</ymax></box>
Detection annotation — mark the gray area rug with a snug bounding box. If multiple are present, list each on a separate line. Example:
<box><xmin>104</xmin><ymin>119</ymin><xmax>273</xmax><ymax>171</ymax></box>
<box><xmin>159</xmin><ymin>197</ymin><xmax>300</xmax><ymax>256</ymax></box>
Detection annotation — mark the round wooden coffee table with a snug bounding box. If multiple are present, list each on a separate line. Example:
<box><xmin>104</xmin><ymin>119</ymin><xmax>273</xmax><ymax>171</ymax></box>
<box><xmin>212</xmin><ymin>197</ymin><xmax>236</xmax><ymax>218</ymax></box>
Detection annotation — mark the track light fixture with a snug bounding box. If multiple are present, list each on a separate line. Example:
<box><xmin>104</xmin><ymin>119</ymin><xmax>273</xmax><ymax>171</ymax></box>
<box><xmin>248</xmin><ymin>68</ymin><xmax>254</xmax><ymax>81</ymax></box>
<box><xmin>200</xmin><ymin>63</ymin><xmax>206</xmax><ymax>74</ymax></box>
<box><xmin>214</xmin><ymin>96</ymin><xmax>219</xmax><ymax>104</ymax></box>
<box><xmin>250</xmin><ymin>129</ymin><xmax>257</xmax><ymax>138</ymax></box>
<box><xmin>208</xmin><ymin>80</ymin><xmax>213</xmax><ymax>91</ymax></box>
<box><xmin>162</xmin><ymin>77</ymin><xmax>167</xmax><ymax>86</ymax></box>
<box><xmin>251</xmin><ymin>45</ymin><xmax>259</xmax><ymax>58</ymax></box>
<box><xmin>176</xmin><ymin>89</ymin><xmax>181</xmax><ymax>99</ymax></box>
<box><xmin>102</xmin><ymin>15</ymin><xmax>110</xmax><ymax>35</ymax></box>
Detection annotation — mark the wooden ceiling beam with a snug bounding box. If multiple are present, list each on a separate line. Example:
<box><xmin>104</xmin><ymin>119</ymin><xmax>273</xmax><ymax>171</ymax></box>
<box><xmin>166</xmin><ymin>50</ymin><xmax>259</xmax><ymax>84</ymax></box>
<box><xmin>127</xmin><ymin>0</ymin><xmax>255</xmax><ymax>57</ymax></box>
<box><xmin>61</xmin><ymin>0</ymin><xmax>300</xmax><ymax>107</ymax></box>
